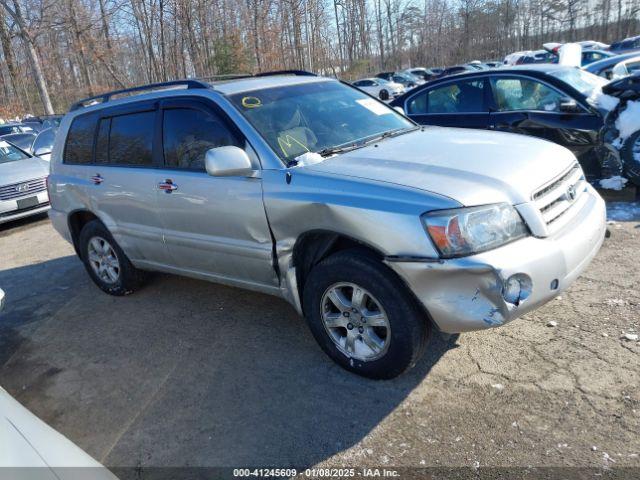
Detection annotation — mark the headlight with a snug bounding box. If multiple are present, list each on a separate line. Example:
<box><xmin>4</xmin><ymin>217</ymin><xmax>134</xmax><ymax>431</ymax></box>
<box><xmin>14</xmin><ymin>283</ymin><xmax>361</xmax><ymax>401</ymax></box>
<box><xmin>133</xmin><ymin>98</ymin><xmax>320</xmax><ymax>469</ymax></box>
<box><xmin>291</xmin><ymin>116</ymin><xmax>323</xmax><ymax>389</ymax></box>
<box><xmin>422</xmin><ymin>203</ymin><xmax>529</xmax><ymax>258</ymax></box>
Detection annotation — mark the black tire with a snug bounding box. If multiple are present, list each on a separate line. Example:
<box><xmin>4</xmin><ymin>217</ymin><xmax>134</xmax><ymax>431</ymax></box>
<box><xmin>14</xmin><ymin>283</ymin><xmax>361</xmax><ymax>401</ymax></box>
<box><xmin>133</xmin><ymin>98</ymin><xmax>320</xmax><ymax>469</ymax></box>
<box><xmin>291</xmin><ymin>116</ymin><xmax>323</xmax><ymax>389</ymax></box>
<box><xmin>302</xmin><ymin>249</ymin><xmax>430</xmax><ymax>379</ymax></box>
<box><xmin>379</xmin><ymin>89</ymin><xmax>390</xmax><ymax>101</ymax></box>
<box><xmin>78</xmin><ymin>219</ymin><xmax>146</xmax><ymax>296</ymax></box>
<box><xmin>621</xmin><ymin>130</ymin><xmax>640</xmax><ymax>186</ymax></box>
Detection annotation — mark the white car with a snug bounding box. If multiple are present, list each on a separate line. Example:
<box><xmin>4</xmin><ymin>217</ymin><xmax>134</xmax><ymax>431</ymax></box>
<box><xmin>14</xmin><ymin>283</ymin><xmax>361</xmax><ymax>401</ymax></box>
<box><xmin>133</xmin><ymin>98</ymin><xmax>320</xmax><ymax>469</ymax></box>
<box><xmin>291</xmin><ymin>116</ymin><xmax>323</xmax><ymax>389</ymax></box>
<box><xmin>0</xmin><ymin>386</ymin><xmax>116</xmax><ymax>479</ymax></box>
<box><xmin>611</xmin><ymin>55</ymin><xmax>640</xmax><ymax>79</ymax></box>
<box><xmin>352</xmin><ymin>77</ymin><xmax>404</xmax><ymax>100</ymax></box>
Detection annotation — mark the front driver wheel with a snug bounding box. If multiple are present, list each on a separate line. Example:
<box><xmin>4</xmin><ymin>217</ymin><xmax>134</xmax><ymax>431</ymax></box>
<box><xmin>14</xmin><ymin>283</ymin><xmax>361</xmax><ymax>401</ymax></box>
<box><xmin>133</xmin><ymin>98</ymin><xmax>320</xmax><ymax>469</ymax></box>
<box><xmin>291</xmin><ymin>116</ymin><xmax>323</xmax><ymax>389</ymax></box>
<box><xmin>303</xmin><ymin>249</ymin><xmax>430</xmax><ymax>379</ymax></box>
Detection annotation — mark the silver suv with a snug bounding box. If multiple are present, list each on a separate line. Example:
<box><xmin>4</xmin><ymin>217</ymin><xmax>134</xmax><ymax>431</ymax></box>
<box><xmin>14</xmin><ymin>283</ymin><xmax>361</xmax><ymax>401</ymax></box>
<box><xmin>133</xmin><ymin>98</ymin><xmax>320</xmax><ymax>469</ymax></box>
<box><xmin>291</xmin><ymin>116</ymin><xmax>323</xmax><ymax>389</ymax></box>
<box><xmin>49</xmin><ymin>72</ymin><xmax>606</xmax><ymax>379</ymax></box>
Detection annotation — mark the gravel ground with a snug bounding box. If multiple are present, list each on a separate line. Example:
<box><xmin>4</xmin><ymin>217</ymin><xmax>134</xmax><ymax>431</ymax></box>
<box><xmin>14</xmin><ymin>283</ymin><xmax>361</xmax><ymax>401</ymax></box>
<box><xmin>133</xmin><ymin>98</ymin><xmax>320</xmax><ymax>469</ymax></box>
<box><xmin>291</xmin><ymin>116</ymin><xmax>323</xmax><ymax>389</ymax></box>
<box><xmin>0</xmin><ymin>211</ymin><xmax>638</xmax><ymax>476</ymax></box>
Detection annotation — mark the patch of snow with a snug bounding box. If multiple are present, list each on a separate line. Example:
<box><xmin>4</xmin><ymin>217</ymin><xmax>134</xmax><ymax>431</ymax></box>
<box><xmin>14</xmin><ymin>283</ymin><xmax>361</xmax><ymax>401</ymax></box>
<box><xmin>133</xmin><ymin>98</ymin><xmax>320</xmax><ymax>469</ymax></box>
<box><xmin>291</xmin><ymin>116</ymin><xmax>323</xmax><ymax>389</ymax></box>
<box><xmin>293</xmin><ymin>151</ymin><xmax>324</xmax><ymax>166</ymax></box>
<box><xmin>607</xmin><ymin>202</ymin><xmax>640</xmax><ymax>221</ymax></box>
<box><xmin>615</xmin><ymin>100</ymin><xmax>640</xmax><ymax>141</ymax></box>
<box><xmin>588</xmin><ymin>89</ymin><xmax>620</xmax><ymax>111</ymax></box>
<box><xmin>599</xmin><ymin>176</ymin><xmax>628</xmax><ymax>190</ymax></box>
<box><xmin>491</xmin><ymin>383</ymin><xmax>505</xmax><ymax>391</ymax></box>
<box><xmin>592</xmin><ymin>446</ymin><xmax>598</xmax><ymax>451</ymax></box>
<box><xmin>622</xmin><ymin>333</ymin><xmax>639</xmax><ymax>341</ymax></box>
<box><xmin>558</xmin><ymin>43</ymin><xmax>581</xmax><ymax>67</ymax></box>
<box><xmin>547</xmin><ymin>320</ymin><xmax>558</xmax><ymax>327</ymax></box>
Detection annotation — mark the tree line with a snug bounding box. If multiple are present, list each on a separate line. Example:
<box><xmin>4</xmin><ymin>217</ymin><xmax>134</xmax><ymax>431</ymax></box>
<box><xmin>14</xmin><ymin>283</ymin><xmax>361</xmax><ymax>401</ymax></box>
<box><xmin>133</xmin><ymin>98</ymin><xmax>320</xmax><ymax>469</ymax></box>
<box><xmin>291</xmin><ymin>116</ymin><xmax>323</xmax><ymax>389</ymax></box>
<box><xmin>0</xmin><ymin>0</ymin><xmax>639</xmax><ymax>116</ymax></box>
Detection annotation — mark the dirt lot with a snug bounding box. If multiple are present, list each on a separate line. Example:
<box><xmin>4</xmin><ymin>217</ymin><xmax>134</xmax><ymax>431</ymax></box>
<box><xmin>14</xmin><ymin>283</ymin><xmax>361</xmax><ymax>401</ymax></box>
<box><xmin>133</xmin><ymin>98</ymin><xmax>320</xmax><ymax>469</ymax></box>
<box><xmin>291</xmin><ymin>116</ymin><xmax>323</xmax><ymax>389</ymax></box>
<box><xmin>0</xmin><ymin>209</ymin><xmax>638</xmax><ymax>475</ymax></box>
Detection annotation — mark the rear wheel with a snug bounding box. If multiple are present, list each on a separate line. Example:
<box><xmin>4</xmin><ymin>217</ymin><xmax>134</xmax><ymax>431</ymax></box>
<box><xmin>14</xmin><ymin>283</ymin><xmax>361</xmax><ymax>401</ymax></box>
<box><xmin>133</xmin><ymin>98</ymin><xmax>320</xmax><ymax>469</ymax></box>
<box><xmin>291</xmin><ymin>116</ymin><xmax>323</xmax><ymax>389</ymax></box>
<box><xmin>303</xmin><ymin>249</ymin><xmax>430</xmax><ymax>379</ymax></box>
<box><xmin>621</xmin><ymin>130</ymin><xmax>640</xmax><ymax>186</ymax></box>
<box><xmin>78</xmin><ymin>220</ymin><xmax>146</xmax><ymax>295</ymax></box>
<box><xmin>379</xmin><ymin>89</ymin><xmax>390</xmax><ymax>101</ymax></box>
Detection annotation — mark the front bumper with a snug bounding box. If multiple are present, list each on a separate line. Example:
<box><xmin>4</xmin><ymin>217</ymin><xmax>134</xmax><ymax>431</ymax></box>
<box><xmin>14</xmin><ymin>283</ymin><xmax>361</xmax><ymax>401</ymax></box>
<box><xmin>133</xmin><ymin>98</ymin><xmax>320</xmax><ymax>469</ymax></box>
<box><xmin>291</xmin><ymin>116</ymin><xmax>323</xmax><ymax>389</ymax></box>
<box><xmin>0</xmin><ymin>190</ymin><xmax>50</xmax><ymax>225</ymax></box>
<box><xmin>387</xmin><ymin>187</ymin><xmax>606</xmax><ymax>333</ymax></box>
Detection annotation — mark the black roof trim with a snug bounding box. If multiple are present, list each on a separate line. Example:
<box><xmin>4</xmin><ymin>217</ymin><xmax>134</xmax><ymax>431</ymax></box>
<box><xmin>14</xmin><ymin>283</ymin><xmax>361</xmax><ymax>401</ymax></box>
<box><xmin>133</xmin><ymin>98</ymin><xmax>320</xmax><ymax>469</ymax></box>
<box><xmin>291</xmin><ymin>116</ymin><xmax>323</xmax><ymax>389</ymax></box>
<box><xmin>69</xmin><ymin>80</ymin><xmax>211</xmax><ymax>112</ymax></box>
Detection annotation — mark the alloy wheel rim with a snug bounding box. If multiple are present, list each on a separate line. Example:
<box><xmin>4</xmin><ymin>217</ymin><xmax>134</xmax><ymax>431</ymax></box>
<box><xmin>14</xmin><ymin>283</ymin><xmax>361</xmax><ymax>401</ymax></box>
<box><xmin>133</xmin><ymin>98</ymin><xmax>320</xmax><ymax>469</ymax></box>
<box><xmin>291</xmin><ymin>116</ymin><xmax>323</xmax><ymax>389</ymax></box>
<box><xmin>88</xmin><ymin>236</ymin><xmax>120</xmax><ymax>284</ymax></box>
<box><xmin>320</xmin><ymin>282</ymin><xmax>391</xmax><ymax>361</ymax></box>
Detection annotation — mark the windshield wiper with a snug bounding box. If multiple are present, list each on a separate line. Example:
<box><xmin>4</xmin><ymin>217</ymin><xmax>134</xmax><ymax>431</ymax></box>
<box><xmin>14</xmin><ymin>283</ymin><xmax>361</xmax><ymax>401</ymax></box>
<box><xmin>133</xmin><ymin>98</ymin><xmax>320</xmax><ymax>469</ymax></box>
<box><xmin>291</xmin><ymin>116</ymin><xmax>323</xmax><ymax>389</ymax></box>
<box><xmin>316</xmin><ymin>127</ymin><xmax>420</xmax><ymax>158</ymax></box>
<box><xmin>316</xmin><ymin>142</ymin><xmax>363</xmax><ymax>157</ymax></box>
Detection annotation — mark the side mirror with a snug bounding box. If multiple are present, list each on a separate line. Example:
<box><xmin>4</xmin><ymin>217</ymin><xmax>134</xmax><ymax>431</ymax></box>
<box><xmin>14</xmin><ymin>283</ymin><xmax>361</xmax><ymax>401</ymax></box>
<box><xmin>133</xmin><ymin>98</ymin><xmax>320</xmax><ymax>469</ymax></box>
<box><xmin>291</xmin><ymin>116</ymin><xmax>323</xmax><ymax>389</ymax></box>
<box><xmin>34</xmin><ymin>147</ymin><xmax>52</xmax><ymax>157</ymax></box>
<box><xmin>205</xmin><ymin>146</ymin><xmax>254</xmax><ymax>177</ymax></box>
<box><xmin>559</xmin><ymin>99</ymin><xmax>580</xmax><ymax>113</ymax></box>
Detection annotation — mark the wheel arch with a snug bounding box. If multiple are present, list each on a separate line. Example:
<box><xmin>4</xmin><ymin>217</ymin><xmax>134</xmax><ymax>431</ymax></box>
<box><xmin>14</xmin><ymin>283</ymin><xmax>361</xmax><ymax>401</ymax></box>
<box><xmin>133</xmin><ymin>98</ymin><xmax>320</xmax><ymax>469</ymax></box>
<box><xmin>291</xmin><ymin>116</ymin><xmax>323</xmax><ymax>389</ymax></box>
<box><xmin>290</xmin><ymin>229</ymin><xmax>437</xmax><ymax>330</ymax></box>
<box><xmin>67</xmin><ymin>209</ymin><xmax>101</xmax><ymax>256</ymax></box>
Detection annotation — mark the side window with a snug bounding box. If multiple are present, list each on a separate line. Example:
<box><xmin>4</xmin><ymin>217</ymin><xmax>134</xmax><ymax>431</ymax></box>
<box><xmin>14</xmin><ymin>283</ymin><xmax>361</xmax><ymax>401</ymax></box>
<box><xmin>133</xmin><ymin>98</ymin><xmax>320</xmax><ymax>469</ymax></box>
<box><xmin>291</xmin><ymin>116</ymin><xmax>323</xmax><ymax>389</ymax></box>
<box><xmin>407</xmin><ymin>79</ymin><xmax>485</xmax><ymax>114</ymax></box>
<box><xmin>492</xmin><ymin>78</ymin><xmax>565</xmax><ymax>112</ymax></box>
<box><xmin>108</xmin><ymin>111</ymin><xmax>154</xmax><ymax>166</ymax></box>
<box><xmin>63</xmin><ymin>113</ymin><xmax>98</xmax><ymax>164</ymax></box>
<box><xmin>162</xmin><ymin>107</ymin><xmax>240</xmax><ymax>170</ymax></box>
<box><xmin>627</xmin><ymin>61</ymin><xmax>640</xmax><ymax>74</ymax></box>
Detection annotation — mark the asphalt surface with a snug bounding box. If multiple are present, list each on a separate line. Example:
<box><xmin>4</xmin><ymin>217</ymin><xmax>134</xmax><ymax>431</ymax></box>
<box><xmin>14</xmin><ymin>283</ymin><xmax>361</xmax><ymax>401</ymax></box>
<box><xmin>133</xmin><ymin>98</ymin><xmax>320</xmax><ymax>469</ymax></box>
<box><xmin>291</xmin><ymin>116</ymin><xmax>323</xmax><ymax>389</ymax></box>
<box><xmin>0</xmin><ymin>210</ymin><xmax>638</xmax><ymax>472</ymax></box>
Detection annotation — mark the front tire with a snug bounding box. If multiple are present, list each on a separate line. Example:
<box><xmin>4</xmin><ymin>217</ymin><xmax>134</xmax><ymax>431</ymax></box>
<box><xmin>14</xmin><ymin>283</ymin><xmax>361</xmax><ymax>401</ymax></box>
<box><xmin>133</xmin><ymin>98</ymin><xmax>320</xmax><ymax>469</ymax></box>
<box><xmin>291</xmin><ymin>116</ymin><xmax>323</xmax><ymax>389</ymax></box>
<box><xmin>78</xmin><ymin>220</ymin><xmax>146</xmax><ymax>296</ymax></box>
<box><xmin>303</xmin><ymin>249</ymin><xmax>430</xmax><ymax>379</ymax></box>
<box><xmin>621</xmin><ymin>130</ymin><xmax>640</xmax><ymax>186</ymax></box>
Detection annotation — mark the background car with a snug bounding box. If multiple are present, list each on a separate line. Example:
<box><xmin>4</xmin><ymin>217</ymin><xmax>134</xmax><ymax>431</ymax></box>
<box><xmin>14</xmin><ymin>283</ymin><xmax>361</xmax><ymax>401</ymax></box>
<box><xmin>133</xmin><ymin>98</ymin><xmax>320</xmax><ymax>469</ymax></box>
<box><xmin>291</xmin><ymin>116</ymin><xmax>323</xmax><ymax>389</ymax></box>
<box><xmin>21</xmin><ymin>114</ymin><xmax>63</xmax><ymax>132</ymax></box>
<box><xmin>0</xmin><ymin>288</ymin><xmax>4</xmax><ymax>311</ymax></box>
<box><xmin>0</xmin><ymin>139</ymin><xmax>50</xmax><ymax>224</ymax></box>
<box><xmin>504</xmin><ymin>50</ymin><xmax>554</xmax><ymax>65</ymax></box>
<box><xmin>390</xmin><ymin>64</ymin><xmax>618</xmax><ymax>180</ymax></box>
<box><xmin>0</xmin><ymin>132</ymin><xmax>36</xmax><ymax>152</ymax></box>
<box><xmin>31</xmin><ymin>127</ymin><xmax>58</xmax><ymax>160</ymax></box>
<box><xmin>610</xmin><ymin>35</ymin><xmax>640</xmax><ymax>53</ymax></box>
<box><xmin>0</xmin><ymin>123</ymin><xmax>35</xmax><ymax>136</ymax></box>
<box><xmin>405</xmin><ymin>67</ymin><xmax>442</xmax><ymax>81</ymax></box>
<box><xmin>584</xmin><ymin>51</ymin><xmax>640</xmax><ymax>79</ymax></box>
<box><xmin>611</xmin><ymin>55</ymin><xmax>640</xmax><ymax>79</ymax></box>
<box><xmin>352</xmin><ymin>77</ymin><xmax>404</xmax><ymax>100</ymax></box>
<box><xmin>439</xmin><ymin>64</ymin><xmax>479</xmax><ymax>77</ymax></box>
<box><xmin>376</xmin><ymin>71</ymin><xmax>424</xmax><ymax>88</ymax></box>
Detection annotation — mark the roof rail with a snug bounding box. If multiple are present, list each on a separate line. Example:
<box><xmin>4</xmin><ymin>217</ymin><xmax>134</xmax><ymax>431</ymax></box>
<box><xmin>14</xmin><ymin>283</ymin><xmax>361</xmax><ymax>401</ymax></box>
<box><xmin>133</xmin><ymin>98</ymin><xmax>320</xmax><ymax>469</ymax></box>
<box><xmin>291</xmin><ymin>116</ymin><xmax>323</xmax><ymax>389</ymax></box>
<box><xmin>254</xmin><ymin>70</ymin><xmax>317</xmax><ymax>77</ymax></box>
<box><xmin>69</xmin><ymin>79</ymin><xmax>210</xmax><ymax>112</ymax></box>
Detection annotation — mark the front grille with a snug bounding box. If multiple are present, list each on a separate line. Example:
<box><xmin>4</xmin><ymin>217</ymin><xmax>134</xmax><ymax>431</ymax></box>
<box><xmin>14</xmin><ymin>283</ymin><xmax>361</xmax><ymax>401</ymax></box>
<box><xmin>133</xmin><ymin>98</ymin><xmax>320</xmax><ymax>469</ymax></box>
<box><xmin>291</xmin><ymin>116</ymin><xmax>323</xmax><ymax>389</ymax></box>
<box><xmin>0</xmin><ymin>177</ymin><xmax>47</xmax><ymax>201</ymax></box>
<box><xmin>532</xmin><ymin>163</ymin><xmax>586</xmax><ymax>227</ymax></box>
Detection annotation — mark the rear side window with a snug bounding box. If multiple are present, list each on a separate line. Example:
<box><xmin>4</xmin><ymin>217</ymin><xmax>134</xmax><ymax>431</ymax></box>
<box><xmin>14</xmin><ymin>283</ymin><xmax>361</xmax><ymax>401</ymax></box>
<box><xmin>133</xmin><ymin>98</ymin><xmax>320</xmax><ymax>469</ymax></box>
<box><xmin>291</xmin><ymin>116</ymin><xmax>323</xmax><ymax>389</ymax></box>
<box><xmin>108</xmin><ymin>111</ymin><xmax>154</xmax><ymax>166</ymax></box>
<box><xmin>408</xmin><ymin>79</ymin><xmax>486</xmax><ymax>114</ymax></box>
<box><xmin>63</xmin><ymin>113</ymin><xmax>98</xmax><ymax>164</ymax></box>
<box><xmin>162</xmin><ymin>107</ymin><xmax>240</xmax><ymax>170</ymax></box>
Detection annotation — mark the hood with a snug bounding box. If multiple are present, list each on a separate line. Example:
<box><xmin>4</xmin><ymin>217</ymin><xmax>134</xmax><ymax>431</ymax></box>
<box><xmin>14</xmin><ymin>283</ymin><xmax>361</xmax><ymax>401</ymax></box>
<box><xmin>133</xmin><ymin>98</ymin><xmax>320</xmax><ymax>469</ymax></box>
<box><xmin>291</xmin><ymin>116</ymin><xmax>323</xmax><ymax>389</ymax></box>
<box><xmin>305</xmin><ymin>127</ymin><xmax>576</xmax><ymax>206</ymax></box>
<box><xmin>0</xmin><ymin>156</ymin><xmax>50</xmax><ymax>186</ymax></box>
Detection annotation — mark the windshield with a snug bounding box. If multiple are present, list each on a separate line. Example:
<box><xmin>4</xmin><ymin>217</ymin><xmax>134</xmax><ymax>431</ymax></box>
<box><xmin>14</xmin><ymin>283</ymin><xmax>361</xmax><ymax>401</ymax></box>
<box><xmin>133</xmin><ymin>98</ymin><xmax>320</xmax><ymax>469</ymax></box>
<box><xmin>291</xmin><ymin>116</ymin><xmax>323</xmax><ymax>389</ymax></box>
<box><xmin>548</xmin><ymin>68</ymin><xmax>608</xmax><ymax>96</ymax></box>
<box><xmin>0</xmin><ymin>140</ymin><xmax>30</xmax><ymax>164</ymax></box>
<box><xmin>229</xmin><ymin>81</ymin><xmax>414</xmax><ymax>163</ymax></box>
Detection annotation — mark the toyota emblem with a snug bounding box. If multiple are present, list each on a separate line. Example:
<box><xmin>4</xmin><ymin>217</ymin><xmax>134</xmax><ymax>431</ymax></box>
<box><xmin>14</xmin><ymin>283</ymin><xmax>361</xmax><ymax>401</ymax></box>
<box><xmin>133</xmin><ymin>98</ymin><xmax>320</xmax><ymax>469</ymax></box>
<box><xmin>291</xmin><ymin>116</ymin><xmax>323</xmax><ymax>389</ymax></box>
<box><xmin>566</xmin><ymin>184</ymin><xmax>577</xmax><ymax>201</ymax></box>
<box><xmin>15</xmin><ymin>183</ymin><xmax>29</xmax><ymax>193</ymax></box>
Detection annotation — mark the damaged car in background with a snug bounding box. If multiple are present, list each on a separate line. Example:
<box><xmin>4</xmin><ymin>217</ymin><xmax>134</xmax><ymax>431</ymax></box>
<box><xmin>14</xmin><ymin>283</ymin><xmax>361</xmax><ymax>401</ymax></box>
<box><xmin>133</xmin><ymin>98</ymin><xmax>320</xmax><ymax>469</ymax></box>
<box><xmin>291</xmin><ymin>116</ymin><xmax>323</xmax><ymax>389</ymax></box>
<box><xmin>391</xmin><ymin>64</ymin><xmax>640</xmax><ymax>186</ymax></box>
<box><xmin>49</xmin><ymin>73</ymin><xmax>606</xmax><ymax>379</ymax></box>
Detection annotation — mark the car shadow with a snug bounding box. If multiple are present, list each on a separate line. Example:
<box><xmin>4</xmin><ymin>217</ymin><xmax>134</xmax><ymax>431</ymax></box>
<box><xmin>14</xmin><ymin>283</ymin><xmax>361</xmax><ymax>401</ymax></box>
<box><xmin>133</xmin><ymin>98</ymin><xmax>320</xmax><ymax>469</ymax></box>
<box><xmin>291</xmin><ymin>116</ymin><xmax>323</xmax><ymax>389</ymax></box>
<box><xmin>0</xmin><ymin>256</ymin><xmax>459</xmax><ymax>470</ymax></box>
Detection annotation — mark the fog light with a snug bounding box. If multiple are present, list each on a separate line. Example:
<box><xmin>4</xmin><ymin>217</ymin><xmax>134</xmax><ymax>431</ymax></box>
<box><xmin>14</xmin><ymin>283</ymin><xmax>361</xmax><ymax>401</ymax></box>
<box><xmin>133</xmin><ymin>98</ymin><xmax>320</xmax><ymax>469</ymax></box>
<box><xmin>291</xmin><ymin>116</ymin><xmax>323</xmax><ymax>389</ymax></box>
<box><xmin>503</xmin><ymin>274</ymin><xmax>532</xmax><ymax>305</ymax></box>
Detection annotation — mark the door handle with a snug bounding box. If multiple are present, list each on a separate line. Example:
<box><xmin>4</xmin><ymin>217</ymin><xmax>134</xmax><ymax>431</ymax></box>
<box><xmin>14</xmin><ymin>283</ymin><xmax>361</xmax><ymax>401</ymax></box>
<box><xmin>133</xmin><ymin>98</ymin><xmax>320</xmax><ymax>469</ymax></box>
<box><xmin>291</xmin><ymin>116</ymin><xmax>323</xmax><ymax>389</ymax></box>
<box><xmin>90</xmin><ymin>174</ymin><xmax>103</xmax><ymax>185</ymax></box>
<box><xmin>158</xmin><ymin>179</ymin><xmax>178</xmax><ymax>193</ymax></box>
